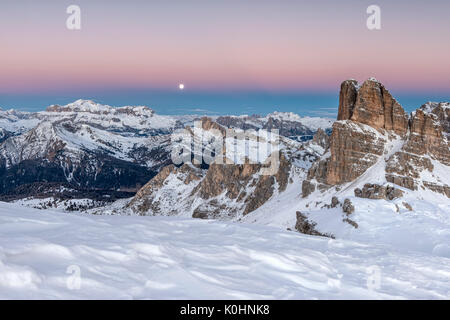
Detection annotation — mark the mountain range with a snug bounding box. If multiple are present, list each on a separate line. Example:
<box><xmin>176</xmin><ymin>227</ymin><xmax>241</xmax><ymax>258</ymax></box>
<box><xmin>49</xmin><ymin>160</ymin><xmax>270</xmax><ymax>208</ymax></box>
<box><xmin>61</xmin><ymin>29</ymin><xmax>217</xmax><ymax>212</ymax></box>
<box><xmin>1</xmin><ymin>78</ymin><xmax>449</xmax><ymax>299</ymax></box>
<box><xmin>0</xmin><ymin>100</ymin><xmax>332</xmax><ymax>204</ymax></box>
<box><xmin>97</xmin><ymin>78</ymin><xmax>449</xmax><ymax>241</ymax></box>
<box><xmin>2</xmin><ymin>79</ymin><xmax>449</xmax><ymax>238</ymax></box>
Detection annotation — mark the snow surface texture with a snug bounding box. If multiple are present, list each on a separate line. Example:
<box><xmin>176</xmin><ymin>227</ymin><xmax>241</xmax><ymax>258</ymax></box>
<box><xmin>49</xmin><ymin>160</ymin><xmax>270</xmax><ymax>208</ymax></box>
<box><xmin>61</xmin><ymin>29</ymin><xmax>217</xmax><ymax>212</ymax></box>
<box><xmin>0</xmin><ymin>202</ymin><xmax>449</xmax><ymax>299</ymax></box>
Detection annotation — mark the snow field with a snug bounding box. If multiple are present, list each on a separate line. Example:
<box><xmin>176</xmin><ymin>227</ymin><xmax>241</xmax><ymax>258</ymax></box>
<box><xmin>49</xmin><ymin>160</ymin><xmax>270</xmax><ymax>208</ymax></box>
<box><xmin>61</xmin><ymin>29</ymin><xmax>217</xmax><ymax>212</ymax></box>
<box><xmin>0</xmin><ymin>202</ymin><xmax>449</xmax><ymax>299</ymax></box>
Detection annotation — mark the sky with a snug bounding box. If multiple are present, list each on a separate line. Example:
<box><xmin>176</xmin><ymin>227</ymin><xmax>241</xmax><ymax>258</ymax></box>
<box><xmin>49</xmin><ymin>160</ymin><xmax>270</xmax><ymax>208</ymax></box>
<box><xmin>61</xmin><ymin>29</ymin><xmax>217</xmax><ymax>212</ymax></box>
<box><xmin>0</xmin><ymin>0</ymin><xmax>449</xmax><ymax>115</ymax></box>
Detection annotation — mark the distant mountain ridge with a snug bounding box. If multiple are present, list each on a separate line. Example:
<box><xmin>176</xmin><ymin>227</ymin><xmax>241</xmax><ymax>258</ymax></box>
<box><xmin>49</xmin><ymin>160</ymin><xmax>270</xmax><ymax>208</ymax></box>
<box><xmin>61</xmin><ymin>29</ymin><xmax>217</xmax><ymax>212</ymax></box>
<box><xmin>0</xmin><ymin>100</ymin><xmax>332</xmax><ymax>202</ymax></box>
<box><xmin>215</xmin><ymin>112</ymin><xmax>333</xmax><ymax>142</ymax></box>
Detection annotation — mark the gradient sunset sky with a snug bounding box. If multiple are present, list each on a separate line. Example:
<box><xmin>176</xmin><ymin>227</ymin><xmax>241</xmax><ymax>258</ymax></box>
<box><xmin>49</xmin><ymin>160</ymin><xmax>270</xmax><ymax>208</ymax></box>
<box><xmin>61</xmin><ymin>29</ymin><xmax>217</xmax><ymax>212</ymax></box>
<box><xmin>1</xmin><ymin>0</ymin><xmax>449</xmax><ymax>115</ymax></box>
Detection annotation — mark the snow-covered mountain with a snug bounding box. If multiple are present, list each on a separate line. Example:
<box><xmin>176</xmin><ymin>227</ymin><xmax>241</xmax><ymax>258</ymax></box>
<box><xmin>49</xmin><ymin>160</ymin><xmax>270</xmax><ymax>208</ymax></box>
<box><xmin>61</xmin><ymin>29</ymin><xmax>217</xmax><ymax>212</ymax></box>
<box><xmin>0</xmin><ymin>100</ymin><xmax>185</xmax><ymax>200</ymax></box>
<box><xmin>102</xmin><ymin>79</ymin><xmax>449</xmax><ymax>247</ymax></box>
<box><xmin>1</xmin><ymin>81</ymin><xmax>450</xmax><ymax>300</ymax></box>
<box><xmin>122</xmin><ymin>117</ymin><xmax>327</xmax><ymax>219</ymax></box>
<box><xmin>243</xmin><ymin>80</ymin><xmax>450</xmax><ymax>251</ymax></box>
<box><xmin>215</xmin><ymin>112</ymin><xmax>333</xmax><ymax>142</ymax></box>
<box><xmin>0</xmin><ymin>105</ymin><xmax>175</xmax><ymax>200</ymax></box>
<box><xmin>0</xmin><ymin>100</ymin><xmax>181</xmax><ymax>135</ymax></box>
<box><xmin>0</xmin><ymin>100</ymin><xmax>332</xmax><ymax>202</ymax></box>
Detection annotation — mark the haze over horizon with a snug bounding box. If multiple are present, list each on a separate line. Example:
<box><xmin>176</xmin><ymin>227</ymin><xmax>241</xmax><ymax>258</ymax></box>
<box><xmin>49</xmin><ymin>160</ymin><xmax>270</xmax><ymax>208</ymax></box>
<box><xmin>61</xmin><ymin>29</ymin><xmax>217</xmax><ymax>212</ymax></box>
<box><xmin>2</xmin><ymin>88</ymin><xmax>449</xmax><ymax>118</ymax></box>
<box><xmin>1</xmin><ymin>0</ymin><xmax>449</xmax><ymax>115</ymax></box>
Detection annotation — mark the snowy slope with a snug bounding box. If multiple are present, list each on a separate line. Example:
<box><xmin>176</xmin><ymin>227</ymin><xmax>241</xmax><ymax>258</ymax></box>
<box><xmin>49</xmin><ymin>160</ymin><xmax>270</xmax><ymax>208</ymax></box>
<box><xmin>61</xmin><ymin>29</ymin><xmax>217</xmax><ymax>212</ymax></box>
<box><xmin>242</xmin><ymin>150</ymin><xmax>450</xmax><ymax>259</ymax></box>
<box><xmin>0</xmin><ymin>201</ymin><xmax>449</xmax><ymax>299</ymax></box>
<box><xmin>243</xmin><ymin>177</ymin><xmax>450</xmax><ymax>254</ymax></box>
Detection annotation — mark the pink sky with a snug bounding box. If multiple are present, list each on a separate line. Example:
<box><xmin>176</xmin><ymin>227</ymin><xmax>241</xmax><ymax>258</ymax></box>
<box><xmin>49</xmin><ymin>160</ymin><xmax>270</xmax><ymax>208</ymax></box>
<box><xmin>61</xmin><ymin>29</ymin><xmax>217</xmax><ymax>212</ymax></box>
<box><xmin>1</xmin><ymin>0</ymin><xmax>450</xmax><ymax>94</ymax></box>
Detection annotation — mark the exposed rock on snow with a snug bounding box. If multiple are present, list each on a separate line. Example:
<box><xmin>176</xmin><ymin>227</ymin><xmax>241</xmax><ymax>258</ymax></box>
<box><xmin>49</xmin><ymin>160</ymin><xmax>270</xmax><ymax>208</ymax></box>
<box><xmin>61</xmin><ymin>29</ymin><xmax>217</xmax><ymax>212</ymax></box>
<box><xmin>342</xmin><ymin>199</ymin><xmax>355</xmax><ymax>215</ymax></box>
<box><xmin>343</xmin><ymin>217</ymin><xmax>358</xmax><ymax>229</ymax></box>
<box><xmin>294</xmin><ymin>211</ymin><xmax>333</xmax><ymax>238</ymax></box>
<box><xmin>320</xmin><ymin>197</ymin><xmax>354</xmax><ymax>215</ymax></box>
<box><xmin>303</xmin><ymin>78</ymin><xmax>450</xmax><ymax>197</ymax></box>
<box><xmin>354</xmin><ymin>184</ymin><xmax>404</xmax><ymax>200</ymax></box>
<box><xmin>385</xmin><ymin>103</ymin><xmax>450</xmax><ymax>192</ymax></box>
<box><xmin>311</xmin><ymin>128</ymin><xmax>330</xmax><ymax>150</ymax></box>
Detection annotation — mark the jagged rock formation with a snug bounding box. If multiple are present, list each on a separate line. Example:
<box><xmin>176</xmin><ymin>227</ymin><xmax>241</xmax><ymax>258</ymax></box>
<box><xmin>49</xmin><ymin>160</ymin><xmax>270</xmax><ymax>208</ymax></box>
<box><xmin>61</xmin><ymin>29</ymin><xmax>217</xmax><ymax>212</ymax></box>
<box><xmin>127</xmin><ymin>153</ymin><xmax>292</xmax><ymax>219</ymax></box>
<box><xmin>342</xmin><ymin>199</ymin><xmax>355</xmax><ymax>215</ymax></box>
<box><xmin>127</xmin><ymin>164</ymin><xmax>204</xmax><ymax>216</ymax></box>
<box><xmin>325</xmin><ymin>120</ymin><xmax>386</xmax><ymax>185</ymax></box>
<box><xmin>127</xmin><ymin>117</ymin><xmax>328</xmax><ymax>219</ymax></box>
<box><xmin>303</xmin><ymin>78</ymin><xmax>450</xmax><ymax>198</ymax></box>
<box><xmin>321</xmin><ymin>196</ymin><xmax>355</xmax><ymax>215</ymax></box>
<box><xmin>337</xmin><ymin>78</ymin><xmax>409</xmax><ymax>135</ymax></box>
<box><xmin>337</xmin><ymin>80</ymin><xmax>359</xmax><ymax>121</ymax></box>
<box><xmin>351</xmin><ymin>79</ymin><xmax>409</xmax><ymax>135</ymax></box>
<box><xmin>354</xmin><ymin>184</ymin><xmax>403</xmax><ymax>200</ymax></box>
<box><xmin>385</xmin><ymin>102</ymin><xmax>450</xmax><ymax>192</ymax></box>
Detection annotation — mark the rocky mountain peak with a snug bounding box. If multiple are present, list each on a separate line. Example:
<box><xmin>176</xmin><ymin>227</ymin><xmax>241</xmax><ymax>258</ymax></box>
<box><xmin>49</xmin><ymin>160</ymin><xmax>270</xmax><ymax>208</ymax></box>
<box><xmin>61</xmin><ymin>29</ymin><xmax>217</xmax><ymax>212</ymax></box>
<box><xmin>303</xmin><ymin>78</ymin><xmax>449</xmax><ymax>197</ymax></box>
<box><xmin>337</xmin><ymin>79</ymin><xmax>359</xmax><ymax>121</ymax></box>
<box><xmin>417</xmin><ymin>102</ymin><xmax>450</xmax><ymax>136</ymax></box>
<box><xmin>338</xmin><ymin>78</ymin><xmax>408</xmax><ymax>135</ymax></box>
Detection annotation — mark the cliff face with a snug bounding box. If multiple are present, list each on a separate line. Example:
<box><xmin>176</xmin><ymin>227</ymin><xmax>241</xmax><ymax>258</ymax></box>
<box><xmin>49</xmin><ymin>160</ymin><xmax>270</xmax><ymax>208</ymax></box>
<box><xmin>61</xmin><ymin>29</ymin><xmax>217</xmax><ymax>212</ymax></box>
<box><xmin>350</xmin><ymin>79</ymin><xmax>409</xmax><ymax>135</ymax></box>
<box><xmin>386</xmin><ymin>103</ymin><xmax>450</xmax><ymax>194</ymax></box>
<box><xmin>325</xmin><ymin>120</ymin><xmax>386</xmax><ymax>185</ymax></box>
<box><xmin>337</xmin><ymin>78</ymin><xmax>409</xmax><ymax>135</ymax></box>
<box><xmin>303</xmin><ymin>78</ymin><xmax>449</xmax><ymax>197</ymax></box>
<box><xmin>337</xmin><ymin>80</ymin><xmax>359</xmax><ymax>121</ymax></box>
<box><xmin>404</xmin><ymin>105</ymin><xmax>449</xmax><ymax>164</ymax></box>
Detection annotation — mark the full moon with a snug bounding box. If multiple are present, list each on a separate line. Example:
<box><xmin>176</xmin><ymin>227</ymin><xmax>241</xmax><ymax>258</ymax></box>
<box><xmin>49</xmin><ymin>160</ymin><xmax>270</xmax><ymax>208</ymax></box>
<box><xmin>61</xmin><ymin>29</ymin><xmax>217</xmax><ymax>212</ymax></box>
<box><xmin>179</xmin><ymin>84</ymin><xmax>185</xmax><ymax>90</ymax></box>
